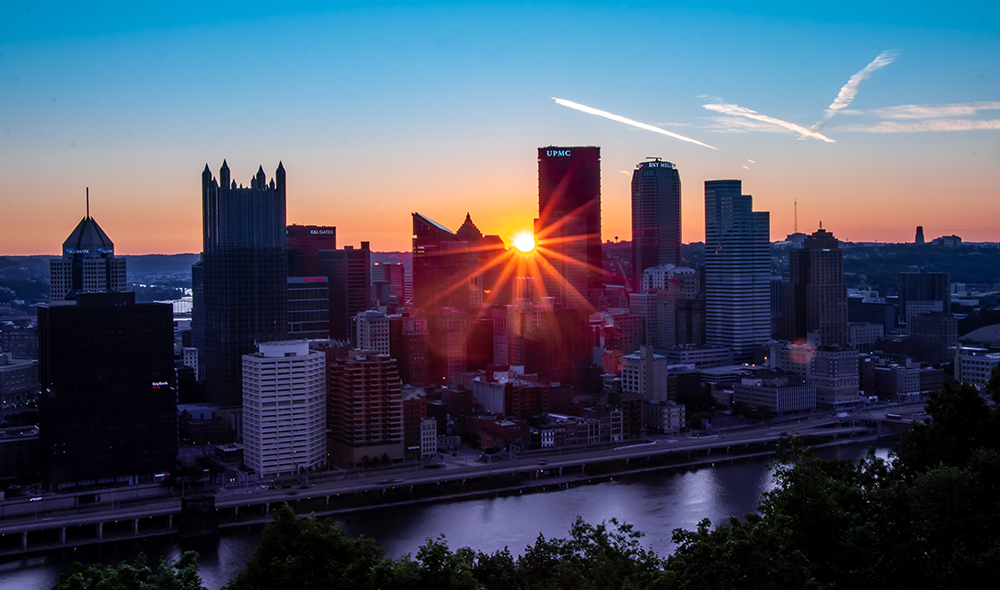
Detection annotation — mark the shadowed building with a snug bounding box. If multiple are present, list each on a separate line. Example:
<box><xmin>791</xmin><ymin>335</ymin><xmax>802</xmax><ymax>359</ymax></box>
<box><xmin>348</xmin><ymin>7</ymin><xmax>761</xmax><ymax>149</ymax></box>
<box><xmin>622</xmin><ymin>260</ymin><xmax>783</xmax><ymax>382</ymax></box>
<box><xmin>196</xmin><ymin>162</ymin><xmax>288</xmax><ymax>408</ymax></box>
<box><xmin>632</xmin><ymin>159</ymin><xmax>681</xmax><ymax>285</ymax></box>
<box><xmin>286</xmin><ymin>224</ymin><xmax>336</xmax><ymax>277</ymax></box>
<box><xmin>319</xmin><ymin>243</ymin><xmax>372</xmax><ymax>343</ymax></box>
<box><xmin>784</xmin><ymin>227</ymin><xmax>848</xmax><ymax>346</ymax></box>
<box><xmin>49</xmin><ymin>199</ymin><xmax>126</xmax><ymax>302</ymax></box>
<box><xmin>327</xmin><ymin>349</ymin><xmax>404</xmax><ymax>467</ymax></box>
<box><xmin>897</xmin><ymin>270</ymin><xmax>950</xmax><ymax>332</ymax></box>
<box><xmin>412</xmin><ymin>213</ymin><xmax>501</xmax><ymax>313</ymax></box>
<box><xmin>39</xmin><ymin>293</ymin><xmax>176</xmax><ymax>491</ymax></box>
<box><xmin>536</xmin><ymin>146</ymin><xmax>602</xmax><ymax>307</ymax></box>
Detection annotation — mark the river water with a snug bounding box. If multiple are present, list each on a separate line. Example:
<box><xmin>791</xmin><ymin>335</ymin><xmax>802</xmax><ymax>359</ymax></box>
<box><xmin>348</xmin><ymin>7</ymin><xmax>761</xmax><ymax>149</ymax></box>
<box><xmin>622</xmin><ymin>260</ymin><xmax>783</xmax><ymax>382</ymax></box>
<box><xmin>0</xmin><ymin>441</ymin><xmax>892</xmax><ymax>589</ymax></box>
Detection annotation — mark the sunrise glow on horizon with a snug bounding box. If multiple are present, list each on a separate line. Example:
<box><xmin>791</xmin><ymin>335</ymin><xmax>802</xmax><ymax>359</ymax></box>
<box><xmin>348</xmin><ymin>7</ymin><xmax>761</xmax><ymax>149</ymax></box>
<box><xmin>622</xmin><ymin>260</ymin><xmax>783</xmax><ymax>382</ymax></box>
<box><xmin>1</xmin><ymin>3</ymin><xmax>998</xmax><ymax>255</ymax></box>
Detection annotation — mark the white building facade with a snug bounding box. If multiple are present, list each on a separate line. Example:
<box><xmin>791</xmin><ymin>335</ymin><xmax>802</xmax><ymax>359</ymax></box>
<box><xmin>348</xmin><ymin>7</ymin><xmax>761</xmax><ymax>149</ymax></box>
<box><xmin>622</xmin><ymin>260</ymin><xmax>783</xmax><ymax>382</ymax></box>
<box><xmin>242</xmin><ymin>341</ymin><xmax>327</xmax><ymax>477</ymax></box>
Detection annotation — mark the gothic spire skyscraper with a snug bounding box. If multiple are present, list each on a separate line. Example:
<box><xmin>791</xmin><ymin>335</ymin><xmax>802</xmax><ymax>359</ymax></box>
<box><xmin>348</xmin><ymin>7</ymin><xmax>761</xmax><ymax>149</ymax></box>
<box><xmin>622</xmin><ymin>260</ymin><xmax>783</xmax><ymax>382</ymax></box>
<box><xmin>704</xmin><ymin>179</ymin><xmax>770</xmax><ymax>362</ymax></box>
<box><xmin>631</xmin><ymin>158</ymin><xmax>681</xmax><ymax>285</ymax></box>
<box><xmin>195</xmin><ymin>161</ymin><xmax>288</xmax><ymax>408</ymax></box>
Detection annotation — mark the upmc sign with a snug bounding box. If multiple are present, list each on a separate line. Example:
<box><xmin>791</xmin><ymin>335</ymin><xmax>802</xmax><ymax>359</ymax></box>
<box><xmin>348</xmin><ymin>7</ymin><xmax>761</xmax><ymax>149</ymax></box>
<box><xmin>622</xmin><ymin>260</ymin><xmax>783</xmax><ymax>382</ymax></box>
<box><xmin>546</xmin><ymin>150</ymin><xmax>571</xmax><ymax>157</ymax></box>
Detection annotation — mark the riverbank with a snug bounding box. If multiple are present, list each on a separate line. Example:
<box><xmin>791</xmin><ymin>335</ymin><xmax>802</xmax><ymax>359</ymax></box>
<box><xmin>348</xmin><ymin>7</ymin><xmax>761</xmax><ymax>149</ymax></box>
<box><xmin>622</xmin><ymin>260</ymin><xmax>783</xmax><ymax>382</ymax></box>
<box><xmin>0</xmin><ymin>437</ymin><xmax>899</xmax><ymax>590</ymax></box>
<box><xmin>0</xmin><ymin>428</ymin><xmax>892</xmax><ymax>561</ymax></box>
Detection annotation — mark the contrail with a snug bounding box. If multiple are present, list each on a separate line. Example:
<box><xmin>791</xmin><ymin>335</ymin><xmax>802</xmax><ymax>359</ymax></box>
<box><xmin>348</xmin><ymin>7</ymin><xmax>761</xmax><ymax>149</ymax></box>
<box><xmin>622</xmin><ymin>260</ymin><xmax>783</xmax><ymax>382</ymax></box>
<box><xmin>813</xmin><ymin>50</ymin><xmax>898</xmax><ymax>131</ymax></box>
<box><xmin>703</xmin><ymin>102</ymin><xmax>835</xmax><ymax>142</ymax></box>
<box><xmin>553</xmin><ymin>97</ymin><xmax>718</xmax><ymax>150</ymax></box>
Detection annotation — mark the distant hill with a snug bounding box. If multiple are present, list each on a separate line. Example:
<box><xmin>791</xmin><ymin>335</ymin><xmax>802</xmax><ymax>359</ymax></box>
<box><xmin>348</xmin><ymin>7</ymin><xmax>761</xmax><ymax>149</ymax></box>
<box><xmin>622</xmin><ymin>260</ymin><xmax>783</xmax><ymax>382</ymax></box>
<box><xmin>123</xmin><ymin>254</ymin><xmax>201</xmax><ymax>277</ymax></box>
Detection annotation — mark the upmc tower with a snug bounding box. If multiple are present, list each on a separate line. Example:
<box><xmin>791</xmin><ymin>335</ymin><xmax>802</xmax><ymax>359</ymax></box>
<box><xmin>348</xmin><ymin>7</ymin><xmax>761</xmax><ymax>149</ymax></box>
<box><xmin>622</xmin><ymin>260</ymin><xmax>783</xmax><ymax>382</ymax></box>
<box><xmin>536</xmin><ymin>146</ymin><xmax>602</xmax><ymax>308</ymax></box>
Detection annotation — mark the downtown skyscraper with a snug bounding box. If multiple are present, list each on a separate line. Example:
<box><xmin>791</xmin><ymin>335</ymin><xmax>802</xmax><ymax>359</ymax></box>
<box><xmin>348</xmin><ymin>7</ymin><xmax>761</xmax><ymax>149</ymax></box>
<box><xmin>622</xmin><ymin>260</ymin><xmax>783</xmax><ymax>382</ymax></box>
<box><xmin>704</xmin><ymin>180</ymin><xmax>770</xmax><ymax>362</ymax></box>
<box><xmin>194</xmin><ymin>161</ymin><xmax>287</xmax><ymax>408</ymax></box>
<box><xmin>784</xmin><ymin>227</ymin><xmax>848</xmax><ymax>346</ymax></box>
<box><xmin>49</xmin><ymin>195</ymin><xmax>126</xmax><ymax>302</ymax></box>
<box><xmin>536</xmin><ymin>146</ymin><xmax>601</xmax><ymax>308</ymax></box>
<box><xmin>631</xmin><ymin>158</ymin><xmax>681</xmax><ymax>284</ymax></box>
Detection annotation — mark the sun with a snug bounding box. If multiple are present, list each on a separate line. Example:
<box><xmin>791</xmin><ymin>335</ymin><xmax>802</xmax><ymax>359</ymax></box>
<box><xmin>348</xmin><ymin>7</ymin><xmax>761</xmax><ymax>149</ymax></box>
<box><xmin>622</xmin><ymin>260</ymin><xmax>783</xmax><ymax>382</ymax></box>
<box><xmin>512</xmin><ymin>232</ymin><xmax>536</xmax><ymax>253</ymax></box>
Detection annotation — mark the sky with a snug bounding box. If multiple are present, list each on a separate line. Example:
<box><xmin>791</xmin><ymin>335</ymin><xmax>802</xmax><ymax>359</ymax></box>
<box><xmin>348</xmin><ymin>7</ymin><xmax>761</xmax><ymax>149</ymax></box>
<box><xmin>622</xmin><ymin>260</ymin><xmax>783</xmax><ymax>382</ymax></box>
<box><xmin>1</xmin><ymin>1</ymin><xmax>999</xmax><ymax>255</ymax></box>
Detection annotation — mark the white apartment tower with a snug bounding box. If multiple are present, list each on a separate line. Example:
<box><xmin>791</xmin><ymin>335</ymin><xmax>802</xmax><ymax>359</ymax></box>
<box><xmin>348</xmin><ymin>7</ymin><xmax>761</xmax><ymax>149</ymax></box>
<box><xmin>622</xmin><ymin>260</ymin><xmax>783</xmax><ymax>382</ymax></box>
<box><xmin>242</xmin><ymin>341</ymin><xmax>326</xmax><ymax>477</ymax></box>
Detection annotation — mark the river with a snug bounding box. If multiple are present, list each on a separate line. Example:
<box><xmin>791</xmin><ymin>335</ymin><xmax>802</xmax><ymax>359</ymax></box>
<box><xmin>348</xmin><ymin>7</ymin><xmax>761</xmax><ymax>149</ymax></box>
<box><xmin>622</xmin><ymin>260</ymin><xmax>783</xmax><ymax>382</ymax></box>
<box><xmin>0</xmin><ymin>441</ymin><xmax>893</xmax><ymax>589</ymax></box>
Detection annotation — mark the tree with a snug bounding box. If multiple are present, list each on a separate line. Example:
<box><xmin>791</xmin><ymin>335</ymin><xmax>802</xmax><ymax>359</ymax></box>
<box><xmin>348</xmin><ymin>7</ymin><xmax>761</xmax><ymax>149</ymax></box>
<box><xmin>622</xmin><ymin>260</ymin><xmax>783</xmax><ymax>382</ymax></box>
<box><xmin>388</xmin><ymin>537</ymin><xmax>480</xmax><ymax>590</ymax></box>
<box><xmin>892</xmin><ymin>378</ymin><xmax>1000</xmax><ymax>477</ymax></box>
<box><xmin>53</xmin><ymin>551</ymin><xmax>205</xmax><ymax>590</ymax></box>
<box><xmin>518</xmin><ymin>517</ymin><xmax>670</xmax><ymax>590</ymax></box>
<box><xmin>225</xmin><ymin>504</ymin><xmax>386</xmax><ymax>590</ymax></box>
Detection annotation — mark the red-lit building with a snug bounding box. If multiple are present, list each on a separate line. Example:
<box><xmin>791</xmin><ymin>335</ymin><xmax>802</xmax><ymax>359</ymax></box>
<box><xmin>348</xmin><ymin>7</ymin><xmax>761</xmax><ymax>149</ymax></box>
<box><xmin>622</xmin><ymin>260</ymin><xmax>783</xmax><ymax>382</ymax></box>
<box><xmin>286</xmin><ymin>224</ymin><xmax>336</xmax><ymax>277</ymax></box>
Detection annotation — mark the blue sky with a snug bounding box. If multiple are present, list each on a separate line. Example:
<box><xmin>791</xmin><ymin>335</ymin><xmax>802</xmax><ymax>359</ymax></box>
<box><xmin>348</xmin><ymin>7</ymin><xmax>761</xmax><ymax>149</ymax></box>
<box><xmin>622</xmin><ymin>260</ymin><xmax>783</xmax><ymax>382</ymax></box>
<box><xmin>2</xmin><ymin>2</ymin><xmax>998</xmax><ymax>253</ymax></box>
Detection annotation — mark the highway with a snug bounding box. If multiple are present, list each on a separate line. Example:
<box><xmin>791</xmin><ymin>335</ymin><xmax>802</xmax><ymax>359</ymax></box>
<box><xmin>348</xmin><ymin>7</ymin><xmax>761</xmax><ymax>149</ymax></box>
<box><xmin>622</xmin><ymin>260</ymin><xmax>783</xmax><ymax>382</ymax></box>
<box><xmin>0</xmin><ymin>405</ymin><xmax>920</xmax><ymax>539</ymax></box>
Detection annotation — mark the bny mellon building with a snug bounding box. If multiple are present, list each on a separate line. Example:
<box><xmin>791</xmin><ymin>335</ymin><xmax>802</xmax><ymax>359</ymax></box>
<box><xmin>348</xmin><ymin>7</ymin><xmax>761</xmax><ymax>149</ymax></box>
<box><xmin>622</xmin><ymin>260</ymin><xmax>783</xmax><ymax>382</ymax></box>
<box><xmin>704</xmin><ymin>180</ymin><xmax>770</xmax><ymax>362</ymax></box>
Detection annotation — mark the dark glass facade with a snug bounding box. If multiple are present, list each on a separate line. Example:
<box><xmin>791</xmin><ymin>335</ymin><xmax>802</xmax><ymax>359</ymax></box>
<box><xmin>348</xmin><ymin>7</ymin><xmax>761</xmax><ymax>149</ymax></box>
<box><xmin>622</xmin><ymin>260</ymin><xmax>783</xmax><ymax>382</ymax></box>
<box><xmin>785</xmin><ymin>228</ymin><xmax>848</xmax><ymax>346</ymax></box>
<box><xmin>412</xmin><ymin>213</ymin><xmax>476</xmax><ymax>313</ymax></box>
<box><xmin>38</xmin><ymin>293</ymin><xmax>176</xmax><ymax>491</ymax></box>
<box><xmin>631</xmin><ymin>159</ymin><xmax>681</xmax><ymax>283</ymax></box>
<box><xmin>537</xmin><ymin>146</ymin><xmax>602</xmax><ymax>297</ymax></box>
<box><xmin>287</xmin><ymin>224</ymin><xmax>336</xmax><ymax>277</ymax></box>
<box><xmin>198</xmin><ymin>161</ymin><xmax>287</xmax><ymax>407</ymax></box>
<box><xmin>704</xmin><ymin>180</ymin><xmax>771</xmax><ymax>362</ymax></box>
<box><xmin>287</xmin><ymin>277</ymin><xmax>330</xmax><ymax>339</ymax></box>
<box><xmin>319</xmin><ymin>243</ymin><xmax>372</xmax><ymax>343</ymax></box>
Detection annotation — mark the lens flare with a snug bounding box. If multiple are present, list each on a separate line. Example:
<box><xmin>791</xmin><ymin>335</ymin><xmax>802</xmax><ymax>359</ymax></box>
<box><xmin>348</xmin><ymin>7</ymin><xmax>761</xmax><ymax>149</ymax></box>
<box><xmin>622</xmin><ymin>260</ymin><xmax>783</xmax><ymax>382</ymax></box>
<box><xmin>512</xmin><ymin>232</ymin><xmax>536</xmax><ymax>253</ymax></box>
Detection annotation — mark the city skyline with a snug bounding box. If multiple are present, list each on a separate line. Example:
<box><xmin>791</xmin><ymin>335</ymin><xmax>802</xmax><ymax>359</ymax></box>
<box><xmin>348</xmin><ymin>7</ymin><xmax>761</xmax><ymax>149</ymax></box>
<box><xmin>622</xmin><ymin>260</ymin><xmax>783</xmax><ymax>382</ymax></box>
<box><xmin>2</xmin><ymin>2</ymin><xmax>999</xmax><ymax>255</ymax></box>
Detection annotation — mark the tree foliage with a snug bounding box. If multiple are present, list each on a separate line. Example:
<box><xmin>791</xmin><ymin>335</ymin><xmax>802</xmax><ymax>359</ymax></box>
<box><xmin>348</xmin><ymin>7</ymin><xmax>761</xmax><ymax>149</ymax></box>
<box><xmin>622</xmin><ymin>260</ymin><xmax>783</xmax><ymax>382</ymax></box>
<box><xmin>53</xmin><ymin>551</ymin><xmax>204</xmax><ymax>590</ymax></box>
<box><xmin>668</xmin><ymin>367</ymin><xmax>1000</xmax><ymax>589</ymax></box>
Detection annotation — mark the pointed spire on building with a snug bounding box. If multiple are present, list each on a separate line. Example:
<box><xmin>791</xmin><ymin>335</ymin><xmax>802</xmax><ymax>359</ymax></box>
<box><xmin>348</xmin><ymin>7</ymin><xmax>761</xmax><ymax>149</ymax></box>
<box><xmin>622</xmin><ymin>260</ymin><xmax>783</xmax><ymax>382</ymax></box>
<box><xmin>456</xmin><ymin>212</ymin><xmax>483</xmax><ymax>244</ymax></box>
<box><xmin>86</xmin><ymin>187</ymin><xmax>90</xmax><ymax>220</ymax></box>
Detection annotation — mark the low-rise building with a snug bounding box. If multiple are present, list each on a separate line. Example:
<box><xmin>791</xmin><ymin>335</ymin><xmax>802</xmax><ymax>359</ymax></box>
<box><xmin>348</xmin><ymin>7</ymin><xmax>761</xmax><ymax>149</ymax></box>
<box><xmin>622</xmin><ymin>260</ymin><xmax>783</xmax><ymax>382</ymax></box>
<box><xmin>0</xmin><ymin>425</ymin><xmax>39</xmax><ymax>481</ymax></box>
<box><xmin>420</xmin><ymin>418</ymin><xmax>437</xmax><ymax>459</ymax></box>
<box><xmin>0</xmin><ymin>353</ymin><xmax>38</xmax><ymax>409</ymax></box>
<box><xmin>643</xmin><ymin>400</ymin><xmax>685</xmax><ymax>434</ymax></box>
<box><xmin>661</xmin><ymin>345</ymin><xmax>733</xmax><ymax>368</ymax></box>
<box><xmin>734</xmin><ymin>373</ymin><xmax>815</xmax><ymax>414</ymax></box>
<box><xmin>955</xmin><ymin>347</ymin><xmax>1000</xmax><ymax>389</ymax></box>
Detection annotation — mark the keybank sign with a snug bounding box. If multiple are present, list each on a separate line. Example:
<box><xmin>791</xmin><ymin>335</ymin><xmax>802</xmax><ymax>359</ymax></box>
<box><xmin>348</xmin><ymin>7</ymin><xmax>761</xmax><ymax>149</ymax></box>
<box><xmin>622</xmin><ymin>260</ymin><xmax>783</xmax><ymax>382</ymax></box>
<box><xmin>546</xmin><ymin>150</ymin><xmax>572</xmax><ymax>157</ymax></box>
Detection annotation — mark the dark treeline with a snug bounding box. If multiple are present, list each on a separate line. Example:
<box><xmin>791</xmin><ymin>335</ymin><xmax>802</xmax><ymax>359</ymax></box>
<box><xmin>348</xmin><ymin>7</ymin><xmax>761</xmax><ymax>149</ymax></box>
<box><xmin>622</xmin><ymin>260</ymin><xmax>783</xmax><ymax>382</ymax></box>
<box><xmin>55</xmin><ymin>370</ymin><xmax>1000</xmax><ymax>590</ymax></box>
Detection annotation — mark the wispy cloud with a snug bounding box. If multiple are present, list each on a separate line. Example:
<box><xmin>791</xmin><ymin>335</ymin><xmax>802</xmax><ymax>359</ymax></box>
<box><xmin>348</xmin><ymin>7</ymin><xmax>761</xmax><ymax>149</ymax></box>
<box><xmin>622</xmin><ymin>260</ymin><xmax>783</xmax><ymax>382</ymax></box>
<box><xmin>814</xmin><ymin>50</ymin><xmax>898</xmax><ymax>131</ymax></box>
<box><xmin>703</xmin><ymin>102</ymin><xmax>835</xmax><ymax>142</ymax></box>
<box><xmin>702</xmin><ymin>115</ymin><xmax>799</xmax><ymax>134</ymax></box>
<box><xmin>844</xmin><ymin>101</ymin><xmax>1000</xmax><ymax>120</ymax></box>
<box><xmin>553</xmin><ymin>97</ymin><xmax>718</xmax><ymax>150</ymax></box>
<box><xmin>835</xmin><ymin>119</ymin><xmax>1000</xmax><ymax>133</ymax></box>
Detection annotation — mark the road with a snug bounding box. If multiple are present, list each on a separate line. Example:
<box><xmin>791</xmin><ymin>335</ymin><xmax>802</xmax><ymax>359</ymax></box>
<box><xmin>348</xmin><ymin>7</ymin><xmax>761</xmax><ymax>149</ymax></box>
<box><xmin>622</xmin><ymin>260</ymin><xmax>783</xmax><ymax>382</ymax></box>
<box><xmin>0</xmin><ymin>407</ymin><xmax>900</xmax><ymax>537</ymax></box>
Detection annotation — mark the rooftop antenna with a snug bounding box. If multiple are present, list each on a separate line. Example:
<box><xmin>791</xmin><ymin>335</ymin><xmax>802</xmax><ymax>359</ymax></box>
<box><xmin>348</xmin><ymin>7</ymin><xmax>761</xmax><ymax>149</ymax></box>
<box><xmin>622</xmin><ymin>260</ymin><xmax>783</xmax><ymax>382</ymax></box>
<box><xmin>794</xmin><ymin>199</ymin><xmax>798</xmax><ymax>233</ymax></box>
<box><xmin>86</xmin><ymin>187</ymin><xmax>90</xmax><ymax>219</ymax></box>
